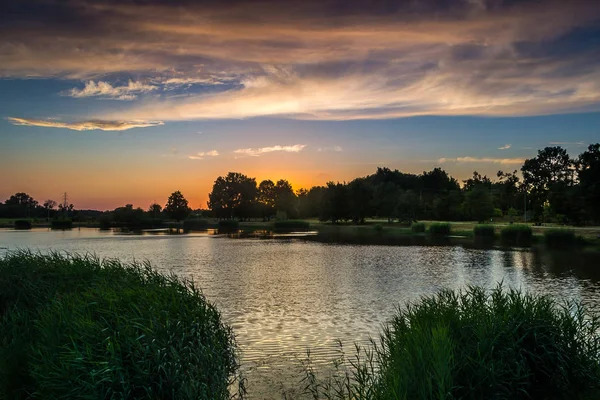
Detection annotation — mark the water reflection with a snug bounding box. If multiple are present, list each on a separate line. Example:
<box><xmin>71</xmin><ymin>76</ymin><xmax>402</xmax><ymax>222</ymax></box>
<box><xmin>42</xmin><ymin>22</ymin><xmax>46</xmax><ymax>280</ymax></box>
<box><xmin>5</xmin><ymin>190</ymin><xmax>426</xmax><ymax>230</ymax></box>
<box><xmin>1</xmin><ymin>228</ymin><xmax>600</xmax><ymax>398</ymax></box>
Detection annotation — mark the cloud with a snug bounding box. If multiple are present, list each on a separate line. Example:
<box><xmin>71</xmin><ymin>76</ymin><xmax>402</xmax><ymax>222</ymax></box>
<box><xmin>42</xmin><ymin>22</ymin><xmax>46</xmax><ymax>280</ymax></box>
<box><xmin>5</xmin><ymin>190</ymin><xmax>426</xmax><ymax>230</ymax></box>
<box><xmin>498</xmin><ymin>144</ymin><xmax>511</xmax><ymax>150</ymax></box>
<box><xmin>318</xmin><ymin>146</ymin><xmax>344</xmax><ymax>152</ymax></box>
<box><xmin>438</xmin><ymin>156</ymin><xmax>525</xmax><ymax>164</ymax></box>
<box><xmin>1</xmin><ymin>0</ymin><xmax>600</xmax><ymax>121</ymax></box>
<box><xmin>549</xmin><ymin>141</ymin><xmax>586</xmax><ymax>146</ymax></box>
<box><xmin>7</xmin><ymin>117</ymin><xmax>163</xmax><ymax>131</ymax></box>
<box><xmin>233</xmin><ymin>144</ymin><xmax>306</xmax><ymax>157</ymax></box>
<box><xmin>67</xmin><ymin>80</ymin><xmax>158</xmax><ymax>100</ymax></box>
<box><xmin>188</xmin><ymin>150</ymin><xmax>219</xmax><ymax>160</ymax></box>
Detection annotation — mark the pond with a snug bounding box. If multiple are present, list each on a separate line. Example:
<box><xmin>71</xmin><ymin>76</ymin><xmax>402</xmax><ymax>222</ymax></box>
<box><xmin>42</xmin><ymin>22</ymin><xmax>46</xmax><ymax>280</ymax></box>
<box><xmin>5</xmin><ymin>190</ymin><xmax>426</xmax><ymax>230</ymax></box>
<box><xmin>1</xmin><ymin>228</ymin><xmax>600</xmax><ymax>398</ymax></box>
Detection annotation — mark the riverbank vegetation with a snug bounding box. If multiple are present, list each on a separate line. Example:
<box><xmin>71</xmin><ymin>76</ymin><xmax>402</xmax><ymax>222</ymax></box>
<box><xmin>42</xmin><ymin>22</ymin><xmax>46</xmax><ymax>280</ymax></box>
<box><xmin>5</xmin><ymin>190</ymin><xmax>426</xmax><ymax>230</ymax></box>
<box><xmin>303</xmin><ymin>286</ymin><xmax>600</xmax><ymax>399</ymax></box>
<box><xmin>0</xmin><ymin>252</ymin><xmax>239</xmax><ymax>400</ymax></box>
<box><xmin>3</xmin><ymin>144</ymin><xmax>598</xmax><ymax>229</ymax></box>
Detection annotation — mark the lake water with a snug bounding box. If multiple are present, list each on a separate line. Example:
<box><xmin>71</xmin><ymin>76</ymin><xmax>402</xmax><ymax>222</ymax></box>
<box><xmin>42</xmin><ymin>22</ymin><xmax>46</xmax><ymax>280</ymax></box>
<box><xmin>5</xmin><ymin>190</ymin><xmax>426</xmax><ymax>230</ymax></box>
<box><xmin>2</xmin><ymin>228</ymin><xmax>600</xmax><ymax>399</ymax></box>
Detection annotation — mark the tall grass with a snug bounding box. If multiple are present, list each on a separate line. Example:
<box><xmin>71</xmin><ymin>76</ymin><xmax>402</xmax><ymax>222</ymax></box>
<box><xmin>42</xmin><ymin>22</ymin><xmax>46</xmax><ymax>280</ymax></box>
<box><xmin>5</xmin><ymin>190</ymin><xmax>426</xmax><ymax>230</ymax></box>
<box><xmin>500</xmin><ymin>224</ymin><xmax>533</xmax><ymax>246</ymax></box>
<box><xmin>411</xmin><ymin>222</ymin><xmax>425</xmax><ymax>234</ymax></box>
<box><xmin>473</xmin><ymin>224</ymin><xmax>495</xmax><ymax>238</ymax></box>
<box><xmin>302</xmin><ymin>286</ymin><xmax>600</xmax><ymax>399</ymax></box>
<box><xmin>0</xmin><ymin>251</ymin><xmax>240</xmax><ymax>400</ymax></box>
<box><xmin>544</xmin><ymin>229</ymin><xmax>576</xmax><ymax>248</ymax></box>
<box><xmin>428</xmin><ymin>222</ymin><xmax>451</xmax><ymax>237</ymax></box>
<box><xmin>50</xmin><ymin>219</ymin><xmax>73</xmax><ymax>229</ymax></box>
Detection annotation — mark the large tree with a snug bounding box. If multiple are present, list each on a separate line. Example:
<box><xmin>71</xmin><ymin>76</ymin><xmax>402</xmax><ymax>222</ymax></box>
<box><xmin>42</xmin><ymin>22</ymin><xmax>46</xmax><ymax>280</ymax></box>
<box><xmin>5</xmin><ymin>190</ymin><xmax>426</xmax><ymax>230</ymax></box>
<box><xmin>43</xmin><ymin>199</ymin><xmax>57</xmax><ymax>220</ymax></box>
<box><xmin>521</xmin><ymin>146</ymin><xmax>575</xmax><ymax>221</ymax></box>
<box><xmin>464</xmin><ymin>185</ymin><xmax>494</xmax><ymax>223</ymax></box>
<box><xmin>347</xmin><ymin>178</ymin><xmax>373</xmax><ymax>224</ymax></box>
<box><xmin>274</xmin><ymin>179</ymin><xmax>297</xmax><ymax>218</ymax></box>
<box><xmin>165</xmin><ymin>191</ymin><xmax>190</xmax><ymax>221</ymax></box>
<box><xmin>208</xmin><ymin>172</ymin><xmax>257</xmax><ymax>220</ymax></box>
<box><xmin>5</xmin><ymin>192</ymin><xmax>38</xmax><ymax>217</ymax></box>
<box><xmin>577</xmin><ymin>143</ymin><xmax>600</xmax><ymax>223</ymax></box>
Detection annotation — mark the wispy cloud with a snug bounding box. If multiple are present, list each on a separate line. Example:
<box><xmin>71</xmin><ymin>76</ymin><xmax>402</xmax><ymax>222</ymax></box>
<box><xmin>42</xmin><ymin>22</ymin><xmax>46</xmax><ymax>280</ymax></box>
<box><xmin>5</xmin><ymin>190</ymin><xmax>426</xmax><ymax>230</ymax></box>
<box><xmin>2</xmin><ymin>1</ymin><xmax>600</xmax><ymax>121</ymax></box>
<box><xmin>549</xmin><ymin>141</ymin><xmax>586</xmax><ymax>146</ymax></box>
<box><xmin>67</xmin><ymin>80</ymin><xmax>158</xmax><ymax>100</ymax></box>
<box><xmin>498</xmin><ymin>144</ymin><xmax>511</xmax><ymax>150</ymax></box>
<box><xmin>438</xmin><ymin>156</ymin><xmax>525</xmax><ymax>165</ymax></box>
<box><xmin>188</xmin><ymin>150</ymin><xmax>219</xmax><ymax>160</ymax></box>
<box><xmin>7</xmin><ymin>117</ymin><xmax>163</xmax><ymax>131</ymax></box>
<box><xmin>234</xmin><ymin>144</ymin><xmax>306</xmax><ymax>157</ymax></box>
<box><xmin>318</xmin><ymin>146</ymin><xmax>343</xmax><ymax>152</ymax></box>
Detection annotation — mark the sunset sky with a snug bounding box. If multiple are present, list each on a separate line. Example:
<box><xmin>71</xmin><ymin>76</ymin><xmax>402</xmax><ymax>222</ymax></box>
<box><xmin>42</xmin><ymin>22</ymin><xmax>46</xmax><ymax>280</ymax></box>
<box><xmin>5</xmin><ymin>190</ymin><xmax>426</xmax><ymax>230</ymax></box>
<box><xmin>1</xmin><ymin>0</ymin><xmax>599</xmax><ymax>210</ymax></box>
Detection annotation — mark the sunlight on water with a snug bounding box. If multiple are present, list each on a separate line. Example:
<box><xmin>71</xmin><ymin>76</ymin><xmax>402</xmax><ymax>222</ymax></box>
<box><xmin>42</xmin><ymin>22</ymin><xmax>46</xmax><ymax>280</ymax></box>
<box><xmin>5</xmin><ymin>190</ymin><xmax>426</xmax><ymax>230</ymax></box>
<box><xmin>1</xmin><ymin>228</ymin><xmax>600</xmax><ymax>398</ymax></box>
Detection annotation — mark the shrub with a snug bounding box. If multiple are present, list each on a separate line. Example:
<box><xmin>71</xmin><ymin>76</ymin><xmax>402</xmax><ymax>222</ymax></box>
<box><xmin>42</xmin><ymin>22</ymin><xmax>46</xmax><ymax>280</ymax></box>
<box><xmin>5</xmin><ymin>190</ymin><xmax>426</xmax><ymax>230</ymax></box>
<box><xmin>544</xmin><ymin>229</ymin><xmax>576</xmax><ymax>248</ymax></box>
<box><xmin>51</xmin><ymin>219</ymin><xmax>73</xmax><ymax>229</ymax></box>
<box><xmin>13</xmin><ymin>220</ymin><xmax>32</xmax><ymax>230</ymax></box>
<box><xmin>0</xmin><ymin>251</ymin><xmax>238</xmax><ymax>400</ymax></box>
<box><xmin>183</xmin><ymin>218</ymin><xmax>209</xmax><ymax>231</ymax></box>
<box><xmin>303</xmin><ymin>286</ymin><xmax>600</xmax><ymax>399</ymax></box>
<box><xmin>377</xmin><ymin>286</ymin><xmax>600</xmax><ymax>399</ymax></box>
<box><xmin>218</xmin><ymin>219</ymin><xmax>239</xmax><ymax>230</ymax></box>
<box><xmin>98</xmin><ymin>217</ymin><xmax>112</xmax><ymax>230</ymax></box>
<box><xmin>428</xmin><ymin>222</ymin><xmax>451</xmax><ymax>236</ymax></box>
<box><xmin>411</xmin><ymin>222</ymin><xmax>426</xmax><ymax>233</ymax></box>
<box><xmin>500</xmin><ymin>224</ymin><xmax>533</xmax><ymax>246</ymax></box>
<box><xmin>273</xmin><ymin>220</ymin><xmax>310</xmax><ymax>231</ymax></box>
<box><xmin>473</xmin><ymin>224</ymin><xmax>495</xmax><ymax>238</ymax></box>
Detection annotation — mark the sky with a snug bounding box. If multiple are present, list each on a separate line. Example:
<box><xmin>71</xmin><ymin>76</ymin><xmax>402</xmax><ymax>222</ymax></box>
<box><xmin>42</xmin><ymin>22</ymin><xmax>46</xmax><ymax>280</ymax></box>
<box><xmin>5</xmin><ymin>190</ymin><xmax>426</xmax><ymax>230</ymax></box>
<box><xmin>1</xmin><ymin>0</ymin><xmax>599</xmax><ymax>210</ymax></box>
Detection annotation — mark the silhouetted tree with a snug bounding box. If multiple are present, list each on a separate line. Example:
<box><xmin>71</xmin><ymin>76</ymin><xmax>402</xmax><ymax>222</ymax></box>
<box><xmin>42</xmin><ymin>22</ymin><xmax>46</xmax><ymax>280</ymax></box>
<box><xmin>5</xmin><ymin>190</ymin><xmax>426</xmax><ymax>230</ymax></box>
<box><xmin>148</xmin><ymin>203</ymin><xmax>163</xmax><ymax>220</ymax></box>
<box><xmin>274</xmin><ymin>179</ymin><xmax>297</xmax><ymax>219</ymax></box>
<box><xmin>521</xmin><ymin>146</ymin><xmax>575</xmax><ymax>221</ymax></box>
<box><xmin>320</xmin><ymin>182</ymin><xmax>349</xmax><ymax>223</ymax></box>
<box><xmin>464</xmin><ymin>185</ymin><xmax>494</xmax><ymax>223</ymax></box>
<box><xmin>208</xmin><ymin>172</ymin><xmax>257</xmax><ymax>220</ymax></box>
<box><xmin>347</xmin><ymin>178</ymin><xmax>373</xmax><ymax>224</ymax></box>
<box><xmin>577</xmin><ymin>143</ymin><xmax>600</xmax><ymax>223</ymax></box>
<box><xmin>165</xmin><ymin>191</ymin><xmax>190</xmax><ymax>221</ymax></box>
<box><xmin>43</xmin><ymin>199</ymin><xmax>57</xmax><ymax>220</ymax></box>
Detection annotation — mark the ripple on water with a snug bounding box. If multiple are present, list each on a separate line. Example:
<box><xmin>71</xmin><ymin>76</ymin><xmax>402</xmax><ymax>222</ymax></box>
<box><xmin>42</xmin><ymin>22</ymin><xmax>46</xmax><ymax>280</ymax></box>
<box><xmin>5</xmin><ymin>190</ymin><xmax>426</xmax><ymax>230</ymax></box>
<box><xmin>2</xmin><ymin>229</ymin><xmax>600</xmax><ymax>399</ymax></box>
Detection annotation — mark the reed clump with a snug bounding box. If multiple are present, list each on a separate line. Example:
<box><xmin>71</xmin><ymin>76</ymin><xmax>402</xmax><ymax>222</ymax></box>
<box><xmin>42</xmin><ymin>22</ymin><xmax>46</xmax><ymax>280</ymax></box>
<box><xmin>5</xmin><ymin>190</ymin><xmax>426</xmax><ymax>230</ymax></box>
<box><xmin>411</xmin><ymin>222</ymin><xmax>426</xmax><ymax>233</ymax></box>
<box><xmin>0</xmin><ymin>251</ymin><xmax>238</xmax><ymax>400</ymax></box>
<box><xmin>303</xmin><ymin>286</ymin><xmax>600</xmax><ymax>399</ymax></box>
<box><xmin>500</xmin><ymin>224</ymin><xmax>533</xmax><ymax>246</ymax></box>
<box><xmin>428</xmin><ymin>222</ymin><xmax>451</xmax><ymax>237</ymax></box>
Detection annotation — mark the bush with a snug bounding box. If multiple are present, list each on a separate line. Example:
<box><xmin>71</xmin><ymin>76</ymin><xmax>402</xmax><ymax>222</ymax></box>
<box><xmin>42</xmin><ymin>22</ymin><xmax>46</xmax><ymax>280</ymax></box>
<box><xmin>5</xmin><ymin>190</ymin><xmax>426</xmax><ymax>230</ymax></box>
<box><xmin>377</xmin><ymin>286</ymin><xmax>600</xmax><ymax>399</ymax></box>
<box><xmin>0</xmin><ymin>251</ymin><xmax>238</xmax><ymax>400</ymax></box>
<box><xmin>501</xmin><ymin>224</ymin><xmax>533</xmax><ymax>246</ymax></box>
<box><xmin>544</xmin><ymin>229</ymin><xmax>576</xmax><ymax>248</ymax></box>
<box><xmin>303</xmin><ymin>286</ymin><xmax>600</xmax><ymax>399</ymax></box>
<box><xmin>218</xmin><ymin>219</ymin><xmax>239</xmax><ymax>230</ymax></box>
<box><xmin>411</xmin><ymin>222</ymin><xmax>426</xmax><ymax>233</ymax></box>
<box><xmin>13</xmin><ymin>220</ymin><xmax>31</xmax><ymax>230</ymax></box>
<box><xmin>428</xmin><ymin>222</ymin><xmax>451</xmax><ymax>236</ymax></box>
<box><xmin>51</xmin><ymin>219</ymin><xmax>73</xmax><ymax>229</ymax></box>
<box><xmin>183</xmin><ymin>218</ymin><xmax>209</xmax><ymax>231</ymax></box>
<box><xmin>473</xmin><ymin>224</ymin><xmax>495</xmax><ymax>238</ymax></box>
<box><xmin>273</xmin><ymin>220</ymin><xmax>310</xmax><ymax>231</ymax></box>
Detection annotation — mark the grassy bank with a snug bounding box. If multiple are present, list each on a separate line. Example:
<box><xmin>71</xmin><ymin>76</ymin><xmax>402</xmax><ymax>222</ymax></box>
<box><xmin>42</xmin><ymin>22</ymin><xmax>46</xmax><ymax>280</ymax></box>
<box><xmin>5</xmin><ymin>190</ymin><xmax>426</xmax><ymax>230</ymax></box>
<box><xmin>303</xmin><ymin>286</ymin><xmax>600</xmax><ymax>399</ymax></box>
<box><xmin>0</xmin><ymin>251</ymin><xmax>239</xmax><ymax>400</ymax></box>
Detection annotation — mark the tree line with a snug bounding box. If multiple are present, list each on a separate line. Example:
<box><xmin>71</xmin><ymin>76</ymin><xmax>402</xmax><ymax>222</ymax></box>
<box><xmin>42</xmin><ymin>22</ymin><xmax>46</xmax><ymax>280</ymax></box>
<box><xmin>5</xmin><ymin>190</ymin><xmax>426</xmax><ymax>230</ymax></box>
<box><xmin>2</xmin><ymin>143</ymin><xmax>598</xmax><ymax>226</ymax></box>
<box><xmin>205</xmin><ymin>143</ymin><xmax>599</xmax><ymax>225</ymax></box>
